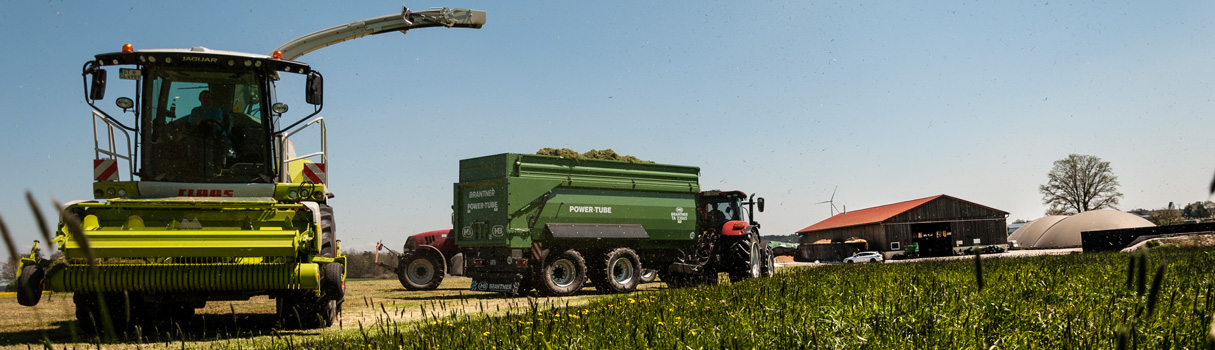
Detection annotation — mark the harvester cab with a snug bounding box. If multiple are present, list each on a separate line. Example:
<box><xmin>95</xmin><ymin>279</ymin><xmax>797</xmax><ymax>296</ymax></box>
<box><xmin>14</xmin><ymin>6</ymin><xmax>485</xmax><ymax>331</ymax></box>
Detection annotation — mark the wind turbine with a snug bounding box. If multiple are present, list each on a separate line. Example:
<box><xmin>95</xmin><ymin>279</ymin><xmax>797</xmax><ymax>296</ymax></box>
<box><xmin>817</xmin><ymin>186</ymin><xmax>841</xmax><ymax>216</ymax></box>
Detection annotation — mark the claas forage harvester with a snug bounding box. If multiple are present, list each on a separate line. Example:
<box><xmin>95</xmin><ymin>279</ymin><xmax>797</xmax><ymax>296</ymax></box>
<box><xmin>12</xmin><ymin>7</ymin><xmax>485</xmax><ymax>331</ymax></box>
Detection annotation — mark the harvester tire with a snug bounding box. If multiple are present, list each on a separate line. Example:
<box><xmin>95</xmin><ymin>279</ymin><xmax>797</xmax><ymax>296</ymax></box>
<box><xmin>16</xmin><ymin>264</ymin><xmax>45</xmax><ymax>306</ymax></box>
<box><xmin>398</xmin><ymin>251</ymin><xmax>444</xmax><ymax>291</ymax></box>
<box><xmin>322</xmin><ymin>262</ymin><xmax>345</xmax><ymax>301</ymax></box>
<box><xmin>535</xmin><ymin>248</ymin><xmax>586</xmax><ymax>297</ymax></box>
<box><xmin>594</xmin><ymin>248</ymin><xmax>640</xmax><ymax>293</ymax></box>
<box><xmin>639</xmin><ymin>268</ymin><xmax>658</xmax><ymax>283</ymax></box>
<box><xmin>274</xmin><ymin>203</ymin><xmax>341</xmax><ymax>329</ymax></box>
<box><xmin>728</xmin><ymin>239</ymin><xmax>762</xmax><ymax>282</ymax></box>
<box><xmin>74</xmin><ymin>292</ymin><xmax>136</xmax><ymax>334</ymax></box>
<box><xmin>277</xmin><ymin>292</ymin><xmax>336</xmax><ymax>329</ymax></box>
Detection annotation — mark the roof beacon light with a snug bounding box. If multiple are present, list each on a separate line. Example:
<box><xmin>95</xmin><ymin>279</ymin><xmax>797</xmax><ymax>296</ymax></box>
<box><xmin>122</xmin><ymin>43</ymin><xmax>134</xmax><ymax>53</ymax></box>
<box><xmin>272</xmin><ymin>50</ymin><xmax>284</xmax><ymax>60</ymax></box>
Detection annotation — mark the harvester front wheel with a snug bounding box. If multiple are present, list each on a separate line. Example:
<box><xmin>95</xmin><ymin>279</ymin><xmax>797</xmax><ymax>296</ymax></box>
<box><xmin>535</xmin><ymin>248</ymin><xmax>586</xmax><ymax>296</ymax></box>
<box><xmin>397</xmin><ymin>251</ymin><xmax>444</xmax><ymax>291</ymax></box>
<box><xmin>74</xmin><ymin>292</ymin><xmax>136</xmax><ymax>334</ymax></box>
<box><xmin>275</xmin><ymin>204</ymin><xmax>341</xmax><ymax>329</ymax></box>
<box><xmin>594</xmin><ymin>248</ymin><xmax>640</xmax><ymax>293</ymax></box>
<box><xmin>277</xmin><ymin>292</ymin><xmax>336</xmax><ymax>329</ymax></box>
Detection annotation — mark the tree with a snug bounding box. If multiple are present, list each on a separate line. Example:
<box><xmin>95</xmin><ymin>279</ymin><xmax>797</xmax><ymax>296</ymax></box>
<box><xmin>1039</xmin><ymin>154</ymin><xmax>1123</xmax><ymax>215</ymax></box>
<box><xmin>1149</xmin><ymin>208</ymin><xmax>1184</xmax><ymax>226</ymax></box>
<box><xmin>1</xmin><ymin>258</ymin><xmax>17</xmax><ymax>292</ymax></box>
<box><xmin>1182</xmin><ymin>201</ymin><xmax>1213</xmax><ymax>219</ymax></box>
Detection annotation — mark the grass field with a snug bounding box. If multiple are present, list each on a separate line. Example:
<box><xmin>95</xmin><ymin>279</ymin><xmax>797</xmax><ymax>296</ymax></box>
<box><xmin>4</xmin><ymin>247</ymin><xmax>1215</xmax><ymax>349</ymax></box>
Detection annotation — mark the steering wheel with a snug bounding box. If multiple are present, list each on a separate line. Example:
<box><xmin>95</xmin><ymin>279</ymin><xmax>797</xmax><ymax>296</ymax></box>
<box><xmin>196</xmin><ymin>118</ymin><xmax>225</xmax><ymax>138</ymax></box>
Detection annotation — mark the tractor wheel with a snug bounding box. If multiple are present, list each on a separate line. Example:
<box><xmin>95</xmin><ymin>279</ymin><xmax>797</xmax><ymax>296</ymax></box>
<box><xmin>594</xmin><ymin>248</ymin><xmax>640</xmax><ymax>294</ymax></box>
<box><xmin>534</xmin><ymin>248</ymin><xmax>586</xmax><ymax>297</ymax></box>
<box><xmin>397</xmin><ymin>252</ymin><xmax>444</xmax><ymax>291</ymax></box>
<box><xmin>639</xmin><ymin>268</ymin><xmax>658</xmax><ymax>283</ymax></box>
<box><xmin>16</xmin><ymin>264</ymin><xmax>45</xmax><ymax>306</ymax></box>
<box><xmin>277</xmin><ymin>292</ymin><xmax>336</xmax><ymax>329</ymax></box>
<box><xmin>760</xmin><ymin>247</ymin><xmax>776</xmax><ymax>278</ymax></box>
<box><xmin>728</xmin><ymin>239</ymin><xmax>762</xmax><ymax>282</ymax></box>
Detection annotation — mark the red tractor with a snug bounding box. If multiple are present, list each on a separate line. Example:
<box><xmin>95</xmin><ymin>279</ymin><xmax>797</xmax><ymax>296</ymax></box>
<box><xmin>377</xmin><ymin>229</ymin><xmax>460</xmax><ymax>290</ymax></box>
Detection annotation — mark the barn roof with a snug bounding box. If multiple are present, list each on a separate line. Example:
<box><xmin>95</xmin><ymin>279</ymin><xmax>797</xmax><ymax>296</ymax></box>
<box><xmin>795</xmin><ymin>194</ymin><xmax>1006</xmax><ymax>234</ymax></box>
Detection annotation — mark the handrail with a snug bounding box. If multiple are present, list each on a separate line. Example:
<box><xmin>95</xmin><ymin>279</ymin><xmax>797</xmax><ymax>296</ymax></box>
<box><xmin>92</xmin><ymin>110</ymin><xmax>134</xmax><ymax>181</ymax></box>
<box><xmin>278</xmin><ymin>117</ymin><xmax>327</xmax><ymax>183</ymax></box>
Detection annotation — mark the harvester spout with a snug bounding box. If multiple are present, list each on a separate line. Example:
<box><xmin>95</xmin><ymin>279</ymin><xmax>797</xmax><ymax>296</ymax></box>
<box><xmin>273</xmin><ymin>6</ymin><xmax>486</xmax><ymax>61</ymax></box>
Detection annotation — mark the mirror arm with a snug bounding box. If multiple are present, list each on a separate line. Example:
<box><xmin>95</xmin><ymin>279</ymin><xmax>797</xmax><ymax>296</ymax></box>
<box><xmin>273</xmin><ymin>104</ymin><xmax>323</xmax><ymax>136</ymax></box>
<box><xmin>81</xmin><ymin>61</ymin><xmax>136</xmax><ymax>132</ymax></box>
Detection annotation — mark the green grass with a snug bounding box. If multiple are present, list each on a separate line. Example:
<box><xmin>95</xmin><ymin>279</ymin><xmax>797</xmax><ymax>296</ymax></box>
<box><xmin>9</xmin><ymin>248</ymin><xmax>1215</xmax><ymax>349</ymax></box>
<box><xmin>264</xmin><ymin>247</ymin><xmax>1215</xmax><ymax>349</ymax></box>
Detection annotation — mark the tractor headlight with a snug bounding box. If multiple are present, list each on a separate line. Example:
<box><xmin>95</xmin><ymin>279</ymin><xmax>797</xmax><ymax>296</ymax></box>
<box><xmin>288</xmin><ymin>190</ymin><xmax>298</xmax><ymax>199</ymax></box>
<box><xmin>107</xmin><ymin>188</ymin><xmax>116</xmax><ymax>196</ymax></box>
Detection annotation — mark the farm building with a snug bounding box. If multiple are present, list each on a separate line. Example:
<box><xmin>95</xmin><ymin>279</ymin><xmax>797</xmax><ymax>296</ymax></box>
<box><xmin>1008</xmin><ymin>209</ymin><xmax>1154</xmax><ymax>249</ymax></box>
<box><xmin>796</xmin><ymin>195</ymin><xmax>1008</xmax><ymax>261</ymax></box>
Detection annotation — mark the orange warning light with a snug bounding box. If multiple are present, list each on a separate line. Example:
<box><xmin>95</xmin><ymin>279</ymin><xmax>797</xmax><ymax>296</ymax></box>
<box><xmin>122</xmin><ymin>43</ymin><xmax>134</xmax><ymax>53</ymax></box>
<box><xmin>272</xmin><ymin>50</ymin><xmax>283</xmax><ymax>59</ymax></box>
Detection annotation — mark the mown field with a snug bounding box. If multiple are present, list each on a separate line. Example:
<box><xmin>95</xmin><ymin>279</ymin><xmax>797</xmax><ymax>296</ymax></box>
<box><xmin>5</xmin><ymin>247</ymin><xmax>1215</xmax><ymax>349</ymax></box>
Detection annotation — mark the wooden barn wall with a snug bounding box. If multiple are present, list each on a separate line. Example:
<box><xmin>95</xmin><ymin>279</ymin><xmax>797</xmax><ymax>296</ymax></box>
<box><xmin>888</xmin><ymin>197</ymin><xmax>1006</xmax><ymax>223</ymax></box>
<box><xmin>884</xmin><ymin>224</ymin><xmax>912</xmax><ymax>250</ymax></box>
<box><xmin>884</xmin><ymin>197</ymin><xmax>1008</xmax><ymax>249</ymax></box>
<box><xmin>949</xmin><ymin>220</ymin><xmax>1008</xmax><ymax>246</ymax></box>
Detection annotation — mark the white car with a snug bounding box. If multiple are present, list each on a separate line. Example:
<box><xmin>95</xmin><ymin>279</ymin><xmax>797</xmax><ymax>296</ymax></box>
<box><xmin>844</xmin><ymin>251</ymin><xmax>884</xmax><ymax>264</ymax></box>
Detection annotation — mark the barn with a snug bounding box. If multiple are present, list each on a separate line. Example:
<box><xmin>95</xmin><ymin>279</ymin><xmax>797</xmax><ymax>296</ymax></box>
<box><xmin>796</xmin><ymin>195</ymin><xmax>1008</xmax><ymax>261</ymax></box>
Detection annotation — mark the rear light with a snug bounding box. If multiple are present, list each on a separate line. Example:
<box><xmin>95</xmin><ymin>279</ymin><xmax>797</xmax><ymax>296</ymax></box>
<box><xmin>733</xmin><ymin>223</ymin><xmax>746</xmax><ymax>230</ymax></box>
<box><xmin>515</xmin><ymin>260</ymin><xmax>529</xmax><ymax>267</ymax></box>
<box><xmin>472</xmin><ymin>259</ymin><xmax>485</xmax><ymax>267</ymax></box>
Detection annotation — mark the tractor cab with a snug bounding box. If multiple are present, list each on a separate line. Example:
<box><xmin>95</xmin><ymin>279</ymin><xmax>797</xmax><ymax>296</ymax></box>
<box><xmin>85</xmin><ymin>45</ymin><xmax>327</xmax><ymax>199</ymax></box>
<box><xmin>699</xmin><ymin>190</ymin><xmax>765</xmax><ymax>235</ymax></box>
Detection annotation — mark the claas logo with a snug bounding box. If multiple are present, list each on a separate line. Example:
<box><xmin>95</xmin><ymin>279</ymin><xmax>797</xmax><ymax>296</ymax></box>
<box><xmin>178</xmin><ymin>188</ymin><xmax>235</xmax><ymax>197</ymax></box>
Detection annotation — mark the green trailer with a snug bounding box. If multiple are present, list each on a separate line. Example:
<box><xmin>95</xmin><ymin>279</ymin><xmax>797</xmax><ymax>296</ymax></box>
<box><xmin>453</xmin><ymin>153</ymin><xmax>773</xmax><ymax>296</ymax></box>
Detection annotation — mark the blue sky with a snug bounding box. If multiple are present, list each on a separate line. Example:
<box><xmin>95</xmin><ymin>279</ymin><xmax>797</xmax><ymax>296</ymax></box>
<box><xmin>1</xmin><ymin>1</ymin><xmax>1213</xmax><ymax>260</ymax></box>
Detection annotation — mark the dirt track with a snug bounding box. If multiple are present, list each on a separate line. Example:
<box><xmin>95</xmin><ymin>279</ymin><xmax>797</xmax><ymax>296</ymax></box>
<box><xmin>0</xmin><ymin>276</ymin><xmax>663</xmax><ymax>349</ymax></box>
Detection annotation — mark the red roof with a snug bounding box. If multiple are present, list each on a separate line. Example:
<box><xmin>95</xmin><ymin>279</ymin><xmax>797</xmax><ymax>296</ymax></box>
<box><xmin>796</xmin><ymin>195</ymin><xmax>944</xmax><ymax>233</ymax></box>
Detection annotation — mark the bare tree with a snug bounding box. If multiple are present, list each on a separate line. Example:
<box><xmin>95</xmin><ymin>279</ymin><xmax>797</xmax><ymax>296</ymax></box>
<box><xmin>1039</xmin><ymin>154</ymin><xmax>1123</xmax><ymax>215</ymax></box>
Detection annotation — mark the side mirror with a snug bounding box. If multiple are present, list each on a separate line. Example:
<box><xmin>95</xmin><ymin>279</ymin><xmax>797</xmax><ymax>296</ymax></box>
<box><xmin>89</xmin><ymin>69</ymin><xmax>107</xmax><ymax>101</ymax></box>
<box><xmin>757</xmin><ymin>197</ymin><xmax>765</xmax><ymax>212</ymax></box>
<box><xmin>305</xmin><ymin>71</ymin><xmax>323</xmax><ymax>105</ymax></box>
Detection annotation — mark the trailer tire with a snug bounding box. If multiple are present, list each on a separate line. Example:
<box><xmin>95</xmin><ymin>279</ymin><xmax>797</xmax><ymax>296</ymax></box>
<box><xmin>397</xmin><ymin>251</ymin><xmax>444</xmax><ymax>291</ymax></box>
<box><xmin>594</xmin><ymin>248</ymin><xmax>640</xmax><ymax>293</ymax></box>
<box><xmin>639</xmin><ymin>268</ymin><xmax>658</xmax><ymax>283</ymax></box>
<box><xmin>16</xmin><ymin>264</ymin><xmax>45</xmax><ymax>306</ymax></box>
<box><xmin>535</xmin><ymin>248</ymin><xmax>586</xmax><ymax>297</ymax></box>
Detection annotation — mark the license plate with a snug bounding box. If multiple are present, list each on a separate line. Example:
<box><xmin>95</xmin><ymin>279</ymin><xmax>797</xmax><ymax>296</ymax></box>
<box><xmin>470</xmin><ymin>279</ymin><xmax>520</xmax><ymax>293</ymax></box>
<box><xmin>119</xmin><ymin>68</ymin><xmax>141</xmax><ymax>80</ymax></box>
